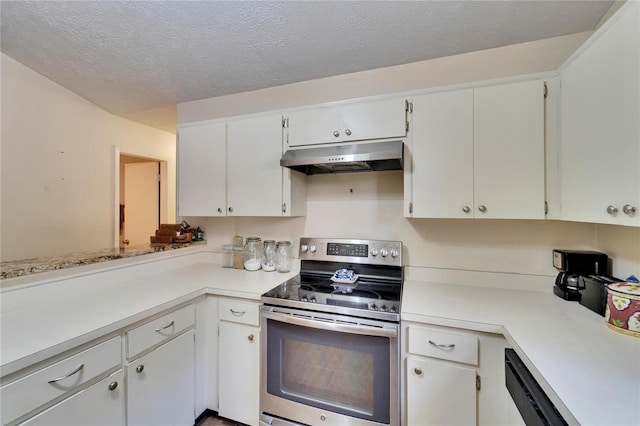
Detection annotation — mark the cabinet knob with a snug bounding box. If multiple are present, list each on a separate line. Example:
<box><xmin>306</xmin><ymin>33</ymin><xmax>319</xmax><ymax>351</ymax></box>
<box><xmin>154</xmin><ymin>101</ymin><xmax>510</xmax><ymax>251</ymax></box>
<box><xmin>623</xmin><ymin>204</ymin><xmax>637</xmax><ymax>216</ymax></box>
<box><xmin>228</xmin><ymin>207</ymin><xmax>233</xmax><ymax>213</ymax></box>
<box><xmin>344</xmin><ymin>129</ymin><xmax>352</xmax><ymax>136</ymax></box>
<box><xmin>248</xmin><ymin>334</ymin><xmax>254</xmax><ymax>342</ymax></box>
<box><xmin>462</xmin><ymin>206</ymin><xmax>471</xmax><ymax>214</ymax></box>
<box><xmin>218</xmin><ymin>207</ymin><xmax>223</xmax><ymax>213</ymax></box>
<box><xmin>108</xmin><ymin>381</ymin><xmax>118</xmax><ymax>391</ymax></box>
<box><xmin>333</xmin><ymin>130</ymin><xmax>340</xmax><ymax>138</ymax></box>
<box><xmin>478</xmin><ymin>205</ymin><xmax>487</xmax><ymax>213</ymax></box>
<box><xmin>136</xmin><ymin>365</ymin><xmax>144</xmax><ymax>373</ymax></box>
<box><xmin>607</xmin><ymin>205</ymin><xmax>618</xmax><ymax>215</ymax></box>
<box><xmin>414</xmin><ymin>367</ymin><xmax>423</xmax><ymax>375</ymax></box>
<box><xmin>320</xmin><ymin>415</ymin><xmax>327</xmax><ymax>421</ymax></box>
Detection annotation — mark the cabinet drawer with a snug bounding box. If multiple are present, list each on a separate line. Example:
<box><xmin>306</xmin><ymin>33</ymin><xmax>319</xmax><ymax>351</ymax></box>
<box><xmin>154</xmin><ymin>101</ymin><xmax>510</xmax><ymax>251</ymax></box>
<box><xmin>218</xmin><ymin>299</ymin><xmax>259</xmax><ymax>326</ymax></box>
<box><xmin>19</xmin><ymin>370</ymin><xmax>124</xmax><ymax>426</ymax></box>
<box><xmin>1</xmin><ymin>337</ymin><xmax>121</xmax><ymax>425</ymax></box>
<box><xmin>408</xmin><ymin>327</ymin><xmax>478</xmax><ymax>365</ymax></box>
<box><xmin>126</xmin><ymin>304</ymin><xmax>195</xmax><ymax>359</ymax></box>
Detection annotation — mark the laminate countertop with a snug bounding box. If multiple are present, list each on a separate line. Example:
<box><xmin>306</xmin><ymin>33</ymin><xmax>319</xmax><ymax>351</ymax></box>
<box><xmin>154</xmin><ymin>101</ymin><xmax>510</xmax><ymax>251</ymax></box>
<box><xmin>402</xmin><ymin>280</ymin><xmax>640</xmax><ymax>426</ymax></box>
<box><xmin>1</xmin><ymin>250</ymin><xmax>638</xmax><ymax>425</ymax></box>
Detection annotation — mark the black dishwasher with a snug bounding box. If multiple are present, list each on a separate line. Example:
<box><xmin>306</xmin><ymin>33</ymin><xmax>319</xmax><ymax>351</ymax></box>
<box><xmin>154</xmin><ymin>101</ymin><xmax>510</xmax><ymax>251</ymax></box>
<box><xmin>505</xmin><ymin>349</ymin><xmax>568</xmax><ymax>426</ymax></box>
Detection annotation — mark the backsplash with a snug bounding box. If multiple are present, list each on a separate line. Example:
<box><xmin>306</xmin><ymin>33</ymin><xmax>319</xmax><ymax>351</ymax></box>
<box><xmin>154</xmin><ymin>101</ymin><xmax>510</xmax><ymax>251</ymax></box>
<box><xmin>183</xmin><ymin>171</ymin><xmax>639</xmax><ymax>280</ymax></box>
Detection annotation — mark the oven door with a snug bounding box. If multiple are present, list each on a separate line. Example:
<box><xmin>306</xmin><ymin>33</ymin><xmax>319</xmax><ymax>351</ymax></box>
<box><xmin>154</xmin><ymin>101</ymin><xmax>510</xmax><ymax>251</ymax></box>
<box><xmin>260</xmin><ymin>306</ymin><xmax>399</xmax><ymax>426</ymax></box>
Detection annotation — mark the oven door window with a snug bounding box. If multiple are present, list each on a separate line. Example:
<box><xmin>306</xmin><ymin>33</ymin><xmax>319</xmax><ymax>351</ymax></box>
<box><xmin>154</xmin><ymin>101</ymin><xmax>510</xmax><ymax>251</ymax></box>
<box><xmin>266</xmin><ymin>319</ymin><xmax>390</xmax><ymax>424</ymax></box>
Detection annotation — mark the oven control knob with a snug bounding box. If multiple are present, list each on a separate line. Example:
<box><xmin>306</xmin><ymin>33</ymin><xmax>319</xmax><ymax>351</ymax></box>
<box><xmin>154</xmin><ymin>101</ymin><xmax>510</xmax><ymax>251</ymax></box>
<box><xmin>300</xmin><ymin>244</ymin><xmax>309</xmax><ymax>253</ymax></box>
<box><xmin>301</xmin><ymin>296</ymin><xmax>308</xmax><ymax>302</ymax></box>
<box><xmin>371</xmin><ymin>304</ymin><xmax>379</xmax><ymax>311</ymax></box>
<box><xmin>310</xmin><ymin>297</ymin><xmax>316</xmax><ymax>303</ymax></box>
<box><xmin>390</xmin><ymin>249</ymin><xmax>399</xmax><ymax>258</ymax></box>
<box><xmin>380</xmin><ymin>249</ymin><xmax>389</xmax><ymax>257</ymax></box>
<box><xmin>309</xmin><ymin>245</ymin><xmax>317</xmax><ymax>253</ymax></box>
<box><xmin>390</xmin><ymin>306</ymin><xmax>398</xmax><ymax>313</ymax></box>
<box><xmin>370</xmin><ymin>248</ymin><xmax>379</xmax><ymax>256</ymax></box>
<box><xmin>380</xmin><ymin>305</ymin><xmax>388</xmax><ymax>312</ymax></box>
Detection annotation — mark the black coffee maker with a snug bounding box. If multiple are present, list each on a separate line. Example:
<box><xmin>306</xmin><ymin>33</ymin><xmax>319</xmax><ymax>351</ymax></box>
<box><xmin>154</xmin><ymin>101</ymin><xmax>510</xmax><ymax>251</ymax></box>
<box><xmin>552</xmin><ymin>249</ymin><xmax>609</xmax><ymax>301</ymax></box>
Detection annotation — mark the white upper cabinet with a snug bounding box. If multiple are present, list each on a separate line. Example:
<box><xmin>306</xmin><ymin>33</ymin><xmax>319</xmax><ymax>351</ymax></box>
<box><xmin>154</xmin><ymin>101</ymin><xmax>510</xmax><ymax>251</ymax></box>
<box><xmin>177</xmin><ymin>122</ymin><xmax>227</xmax><ymax>216</ymax></box>
<box><xmin>285</xmin><ymin>97</ymin><xmax>408</xmax><ymax>147</ymax></box>
<box><xmin>559</xmin><ymin>1</ymin><xmax>639</xmax><ymax>226</ymax></box>
<box><xmin>474</xmin><ymin>80</ymin><xmax>545</xmax><ymax>219</ymax></box>
<box><xmin>409</xmin><ymin>89</ymin><xmax>474</xmax><ymax>218</ymax></box>
<box><xmin>227</xmin><ymin>115</ymin><xmax>305</xmax><ymax>216</ymax></box>
<box><xmin>177</xmin><ymin>114</ymin><xmax>306</xmax><ymax>217</ymax></box>
<box><xmin>408</xmin><ymin>80</ymin><xmax>545</xmax><ymax>219</ymax></box>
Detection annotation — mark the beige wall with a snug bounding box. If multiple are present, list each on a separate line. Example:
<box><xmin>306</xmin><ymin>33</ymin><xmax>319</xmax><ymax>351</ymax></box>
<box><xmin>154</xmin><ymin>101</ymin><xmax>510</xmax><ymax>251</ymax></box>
<box><xmin>178</xmin><ymin>33</ymin><xmax>639</xmax><ymax>282</ymax></box>
<box><xmin>188</xmin><ymin>172</ymin><xmax>639</xmax><ymax>281</ymax></box>
<box><xmin>1</xmin><ymin>53</ymin><xmax>177</xmax><ymax>262</ymax></box>
<box><xmin>178</xmin><ymin>32</ymin><xmax>591</xmax><ymax>124</ymax></box>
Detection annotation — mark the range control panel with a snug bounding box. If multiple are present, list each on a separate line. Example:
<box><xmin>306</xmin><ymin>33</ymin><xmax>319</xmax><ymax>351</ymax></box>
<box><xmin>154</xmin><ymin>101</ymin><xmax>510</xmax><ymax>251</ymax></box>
<box><xmin>299</xmin><ymin>237</ymin><xmax>403</xmax><ymax>267</ymax></box>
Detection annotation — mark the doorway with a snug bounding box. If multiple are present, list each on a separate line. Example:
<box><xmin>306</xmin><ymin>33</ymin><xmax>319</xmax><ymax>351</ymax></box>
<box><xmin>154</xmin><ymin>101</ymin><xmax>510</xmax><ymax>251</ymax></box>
<box><xmin>116</xmin><ymin>152</ymin><xmax>168</xmax><ymax>249</ymax></box>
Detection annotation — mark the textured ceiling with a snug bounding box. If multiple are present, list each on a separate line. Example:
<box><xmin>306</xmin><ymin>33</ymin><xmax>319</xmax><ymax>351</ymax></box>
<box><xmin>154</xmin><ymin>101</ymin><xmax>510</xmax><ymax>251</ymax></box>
<box><xmin>1</xmin><ymin>1</ymin><xmax>614</xmax><ymax>133</ymax></box>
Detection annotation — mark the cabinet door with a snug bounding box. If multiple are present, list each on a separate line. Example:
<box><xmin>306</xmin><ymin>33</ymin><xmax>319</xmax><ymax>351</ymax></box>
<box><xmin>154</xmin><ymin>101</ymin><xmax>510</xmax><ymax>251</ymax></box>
<box><xmin>21</xmin><ymin>371</ymin><xmax>124</xmax><ymax>426</ymax></box>
<box><xmin>474</xmin><ymin>80</ymin><xmax>545</xmax><ymax>219</ymax></box>
<box><xmin>341</xmin><ymin>97</ymin><xmax>407</xmax><ymax>142</ymax></box>
<box><xmin>406</xmin><ymin>358</ymin><xmax>477</xmax><ymax>426</ymax></box>
<box><xmin>127</xmin><ymin>330</ymin><xmax>195</xmax><ymax>426</ymax></box>
<box><xmin>227</xmin><ymin>115</ymin><xmax>285</xmax><ymax>216</ymax></box>
<box><xmin>286</xmin><ymin>98</ymin><xmax>407</xmax><ymax>147</ymax></box>
<box><xmin>286</xmin><ymin>106</ymin><xmax>342</xmax><ymax>147</ymax></box>
<box><xmin>177</xmin><ymin>122</ymin><xmax>226</xmax><ymax>216</ymax></box>
<box><xmin>218</xmin><ymin>322</ymin><xmax>259</xmax><ymax>426</ymax></box>
<box><xmin>410</xmin><ymin>90</ymin><xmax>474</xmax><ymax>218</ymax></box>
<box><xmin>560</xmin><ymin>2</ymin><xmax>640</xmax><ymax>226</ymax></box>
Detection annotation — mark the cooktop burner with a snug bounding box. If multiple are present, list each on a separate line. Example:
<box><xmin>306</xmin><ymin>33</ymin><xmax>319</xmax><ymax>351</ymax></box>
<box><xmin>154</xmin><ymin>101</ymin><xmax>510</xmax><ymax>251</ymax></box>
<box><xmin>261</xmin><ymin>238</ymin><xmax>403</xmax><ymax>322</ymax></box>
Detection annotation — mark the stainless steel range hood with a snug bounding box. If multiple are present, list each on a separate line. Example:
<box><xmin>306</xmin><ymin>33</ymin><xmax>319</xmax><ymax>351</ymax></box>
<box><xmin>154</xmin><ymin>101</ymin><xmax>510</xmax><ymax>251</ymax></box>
<box><xmin>280</xmin><ymin>140</ymin><xmax>403</xmax><ymax>175</ymax></box>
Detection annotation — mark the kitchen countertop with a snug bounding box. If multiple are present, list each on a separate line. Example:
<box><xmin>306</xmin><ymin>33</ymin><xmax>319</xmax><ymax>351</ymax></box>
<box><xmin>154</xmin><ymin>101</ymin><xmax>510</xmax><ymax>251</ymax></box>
<box><xmin>1</xmin><ymin>250</ymin><xmax>638</xmax><ymax>425</ymax></box>
<box><xmin>0</xmin><ymin>241</ymin><xmax>206</xmax><ymax>279</ymax></box>
<box><xmin>402</xmin><ymin>280</ymin><xmax>640</xmax><ymax>426</ymax></box>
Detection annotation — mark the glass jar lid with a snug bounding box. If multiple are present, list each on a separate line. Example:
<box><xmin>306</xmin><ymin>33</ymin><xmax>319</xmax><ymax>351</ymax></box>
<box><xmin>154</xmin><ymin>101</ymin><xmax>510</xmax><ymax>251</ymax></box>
<box><xmin>276</xmin><ymin>240</ymin><xmax>291</xmax><ymax>246</ymax></box>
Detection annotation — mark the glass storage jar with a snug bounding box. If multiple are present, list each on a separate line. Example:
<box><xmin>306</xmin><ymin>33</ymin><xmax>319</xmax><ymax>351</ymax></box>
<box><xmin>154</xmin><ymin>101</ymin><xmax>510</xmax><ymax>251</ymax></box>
<box><xmin>244</xmin><ymin>237</ymin><xmax>263</xmax><ymax>271</ymax></box>
<box><xmin>262</xmin><ymin>240</ymin><xmax>277</xmax><ymax>272</ymax></box>
<box><xmin>233</xmin><ymin>247</ymin><xmax>244</xmax><ymax>269</ymax></box>
<box><xmin>222</xmin><ymin>244</ymin><xmax>234</xmax><ymax>268</ymax></box>
<box><xmin>276</xmin><ymin>241</ymin><xmax>292</xmax><ymax>273</ymax></box>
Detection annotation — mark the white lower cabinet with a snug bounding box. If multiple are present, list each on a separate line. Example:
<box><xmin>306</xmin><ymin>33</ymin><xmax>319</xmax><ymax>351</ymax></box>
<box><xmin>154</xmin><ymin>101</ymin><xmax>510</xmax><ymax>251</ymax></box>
<box><xmin>20</xmin><ymin>370</ymin><xmax>124</xmax><ymax>426</ymax></box>
<box><xmin>1</xmin><ymin>337</ymin><xmax>122</xmax><ymax>426</ymax></box>
<box><xmin>403</xmin><ymin>323</ymin><xmax>511</xmax><ymax>426</ymax></box>
<box><xmin>217</xmin><ymin>299</ymin><xmax>260</xmax><ymax>426</ymax></box>
<box><xmin>407</xmin><ymin>358</ymin><xmax>477</xmax><ymax>426</ymax></box>
<box><xmin>126</xmin><ymin>329</ymin><xmax>195</xmax><ymax>426</ymax></box>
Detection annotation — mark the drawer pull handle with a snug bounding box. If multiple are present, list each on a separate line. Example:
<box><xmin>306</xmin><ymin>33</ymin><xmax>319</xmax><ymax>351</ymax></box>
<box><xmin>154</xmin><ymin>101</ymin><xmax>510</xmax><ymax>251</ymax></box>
<box><xmin>248</xmin><ymin>334</ymin><xmax>254</xmax><ymax>342</ymax></box>
<box><xmin>428</xmin><ymin>340</ymin><xmax>456</xmax><ymax>350</ymax></box>
<box><xmin>136</xmin><ymin>365</ymin><xmax>145</xmax><ymax>373</ymax></box>
<box><xmin>48</xmin><ymin>364</ymin><xmax>84</xmax><ymax>384</ymax></box>
<box><xmin>154</xmin><ymin>320</ymin><xmax>175</xmax><ymax>332</ymax></box>
<box><xmin>414</xmin><ymin>367</ymin><xmax>423</xmax><ymax>375</ymax></box>
<box><xmin>230</xmin><ymin>309</ymin><xmax>246</xmax><ymax>316</ymax></box>
<box><xmin>108</xmin><ymin>381</ymin><xmax>118</xmax><ymax>391</ymax></box>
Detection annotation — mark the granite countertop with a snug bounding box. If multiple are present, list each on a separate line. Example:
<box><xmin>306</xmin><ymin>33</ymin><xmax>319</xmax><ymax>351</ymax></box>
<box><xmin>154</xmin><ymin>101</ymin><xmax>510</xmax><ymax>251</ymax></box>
<box><xmin>0</xmin><ymin>241</ymin><xmax>206</xmax><ymax>279</ymax></box>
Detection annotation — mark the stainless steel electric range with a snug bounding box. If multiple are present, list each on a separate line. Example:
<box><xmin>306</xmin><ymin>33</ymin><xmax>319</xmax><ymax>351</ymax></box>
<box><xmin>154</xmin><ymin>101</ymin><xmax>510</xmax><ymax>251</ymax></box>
<box><xmin>260</xmin><ymin>237</ymin><xmax>403</xmax><ymax>426</ymax></box>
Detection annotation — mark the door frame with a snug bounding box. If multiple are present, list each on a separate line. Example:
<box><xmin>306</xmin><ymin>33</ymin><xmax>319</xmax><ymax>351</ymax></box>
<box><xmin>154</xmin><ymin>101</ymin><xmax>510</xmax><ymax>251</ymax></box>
<box><xmin>113</xmin><ymin>146</ymin><xmax>169</xmax><ymax>249</ymax></box>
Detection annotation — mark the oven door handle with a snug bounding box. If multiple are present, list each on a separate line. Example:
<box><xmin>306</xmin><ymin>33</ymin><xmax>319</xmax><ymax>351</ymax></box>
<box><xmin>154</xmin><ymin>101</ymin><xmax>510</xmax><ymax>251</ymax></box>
<box><xmin>262</xmin><ymin>310</ymin><xmax>397</xmax><ymax>338</ymax></box>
